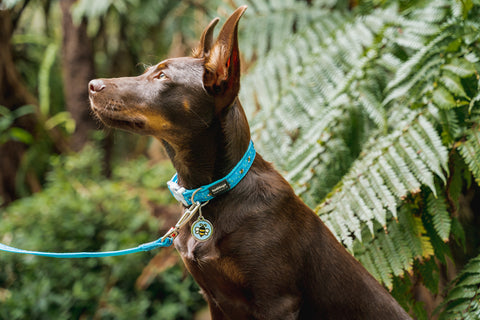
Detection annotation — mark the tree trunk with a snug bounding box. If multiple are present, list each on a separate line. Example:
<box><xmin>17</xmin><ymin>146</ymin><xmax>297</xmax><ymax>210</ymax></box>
<box><xmin>60</xmin><ymin>0</ymin><xmax>97</xmax><ymax>151</ymax></box>
<box><xmin>0</xmin><ymin>9</ymin><xmax>38</xmax><ymax>206</ymax></box>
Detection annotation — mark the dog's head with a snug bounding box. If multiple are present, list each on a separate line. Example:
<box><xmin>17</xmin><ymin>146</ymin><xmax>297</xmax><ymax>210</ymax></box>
<box><xmin>88</xmin><ymin>6</ymin><xmax>247</xmax><ymax>144</ymax></box>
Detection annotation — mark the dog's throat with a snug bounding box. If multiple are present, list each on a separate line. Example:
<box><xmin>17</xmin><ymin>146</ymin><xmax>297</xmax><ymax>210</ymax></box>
<box><xmin>167</xmin><ymin>140</ymin><xmax>256</xmax><ymax>207</ymax></box>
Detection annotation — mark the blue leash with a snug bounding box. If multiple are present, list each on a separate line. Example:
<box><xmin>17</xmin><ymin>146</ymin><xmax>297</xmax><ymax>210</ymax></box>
<box><xmin>0</xmin><ymin>140</ymin><xmax>255</xmax><ymax>259</ymax></box>
<box><xmin>0</xmin><ymin>237</ymin><xmax>173</xmax><ymax>258</ymax></box>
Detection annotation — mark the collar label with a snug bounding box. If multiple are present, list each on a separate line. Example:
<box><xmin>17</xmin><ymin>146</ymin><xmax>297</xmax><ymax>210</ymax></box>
<box><xmin>208</xmin><ymin>180</ymin><xmax>231</xmax><ymax>197</ymax></box>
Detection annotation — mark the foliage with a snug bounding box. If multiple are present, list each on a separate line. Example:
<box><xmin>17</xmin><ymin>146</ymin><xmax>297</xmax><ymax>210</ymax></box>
<box><xmin>71</xmin><ymin>0</ymin><xmax>223</xmax><ymax>73</ymax></box>
<box><xmin>0</xmin><ymin>146</ymin><xmax>205</xmax><ymax>319</ymax></box>
<box><xmin>237</xmin><ymin>0</ymin><xmax>480</xmax><ymax>317</ymax></box>
<box><xmin>439</xmin><ymin>253</ymin><xmax>480</xmax><ymax>319</ymax></box>
<box><xmin>4</xmin><ymin>0</ymin><xmax>480</xmax><ymax>318</ymax></box>
<box><xmin>6</xmin><ymin>0</ymin><xmax>223</xmax><ymax>199</ymax></box>
<box><xmin>0</xmin><ymin>105</ymin><xmax>35</xmax><ymax>145</ymax></box>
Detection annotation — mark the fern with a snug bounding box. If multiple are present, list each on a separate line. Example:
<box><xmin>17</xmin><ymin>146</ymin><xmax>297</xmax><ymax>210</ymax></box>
<box><xmin>230</xmin><ymin>0</ymin><xmax>342</xmax><ymax>63</ymax></box>
<box><xmin>426</xmin><ymin>191</ymin><xmax>451</xmax><ymax>242</ymax></box>
<box><xmin>439</xmin><ymin>254</ymin><xmax>480</xmax><ymax>319</ymax></box>
<box><xmin>318</xmin><ymin>112</ymin><xmax>448</xmax><ymax>246</ymax></box>
<box><xmin>458</xmin><ymin>123</ymin><xmax>480</xmax><ymax>185</ymax></box>
<box><xmin>237</xmin><ymin>0</ymin><xmax>480</xmax><ymax>317</ymax></box>
<box><xmin>242</xmin><ymin>5</ymin><xmax>403</xmax><ymax>206</ymax></box>
<box><xmin>353</xmin><ymin>205</ymin><xmax>435</xmax><ymax>290</ymax></box>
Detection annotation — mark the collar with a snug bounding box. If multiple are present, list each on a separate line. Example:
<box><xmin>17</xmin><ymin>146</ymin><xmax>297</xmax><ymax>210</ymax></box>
<box><xmin>167</xmin><ymin>140</ymin><xmax>256</xmax><ymax>206</ymax></box>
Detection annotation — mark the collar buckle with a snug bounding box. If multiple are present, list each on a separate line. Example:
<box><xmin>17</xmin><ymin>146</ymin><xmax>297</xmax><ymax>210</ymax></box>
<box><xmin>167</xmin><ymin>180</ymin><xmax>189</xmax><ymax>206</ymax></box>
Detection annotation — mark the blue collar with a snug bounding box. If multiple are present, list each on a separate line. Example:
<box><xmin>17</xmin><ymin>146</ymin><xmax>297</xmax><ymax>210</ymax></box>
<box><xmin>167</xmin><ymin>140</ymin><xmax>256</xmax><ymax>206</ymax></box>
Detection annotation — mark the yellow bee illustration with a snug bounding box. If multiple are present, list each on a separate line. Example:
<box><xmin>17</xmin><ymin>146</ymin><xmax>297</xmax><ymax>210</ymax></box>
<box><xmin>195</xmin><ymin>223</ymin><xmax>210</xmax><ymax>237</ymax></box>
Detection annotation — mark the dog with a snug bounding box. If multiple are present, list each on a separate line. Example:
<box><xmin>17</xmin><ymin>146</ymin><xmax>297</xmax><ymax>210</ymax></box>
<box><xmin>88</xmin><ymin>6</ymin><xmax>412</xmax><ymax>320</ymax></box>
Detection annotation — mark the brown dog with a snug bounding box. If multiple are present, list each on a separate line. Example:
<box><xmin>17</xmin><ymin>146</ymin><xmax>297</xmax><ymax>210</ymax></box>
<box><xmin>89</xmin><ymin>6</ymin><xmax>412</xmax><ymax>320</ymax></box>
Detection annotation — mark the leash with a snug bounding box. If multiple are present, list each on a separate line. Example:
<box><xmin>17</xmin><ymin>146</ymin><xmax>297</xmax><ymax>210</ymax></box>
<box><xmin>0</xmin><ymin>238</ymin><xmax>173</xmax><ymax>258</ymax></box>
<box><xmin>0</xmin><ymin>140</ymin><xmax>256</xmax><ymax>258</ymax></box>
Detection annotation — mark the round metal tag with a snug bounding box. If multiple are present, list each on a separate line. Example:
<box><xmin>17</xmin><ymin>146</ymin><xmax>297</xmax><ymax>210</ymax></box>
<box><xmin>191</xmin><ymin>217</ymin><xmax>213</xmax><ymax>242</ymax></box>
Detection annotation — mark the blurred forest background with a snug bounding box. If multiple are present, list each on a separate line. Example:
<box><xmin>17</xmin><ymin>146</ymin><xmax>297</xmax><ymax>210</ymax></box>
<box><xmin>1</xmin><ymin>0</ymin><xmax>480</xmax><ymax>319</ymax></box>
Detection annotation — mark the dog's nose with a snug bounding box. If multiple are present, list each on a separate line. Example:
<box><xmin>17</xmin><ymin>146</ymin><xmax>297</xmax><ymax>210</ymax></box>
<box><xmin>89</xmin><ymin>79</ymin><xmax>106</xmax><ymax>94</ymax></box>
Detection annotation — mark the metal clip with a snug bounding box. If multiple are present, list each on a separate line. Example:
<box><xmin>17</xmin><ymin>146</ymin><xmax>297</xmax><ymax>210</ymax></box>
<box><xmin>176</xmin><ymin>202</ymin><xmax>202</xmax><ymax>229</ymax></box>
<box><xmin>161</xmin><ymin>227</ymin><xmax>178</xmax><ymax>241</ymax></box>
<box><xmin>160</xmin><ymin>201</ymin><xmax>204</xmax><ymax>242</ymax></box>
<box><xmin>160</xmin><ymin>189</ymin><xmax>210</xmax><ymax>242</ymax></box>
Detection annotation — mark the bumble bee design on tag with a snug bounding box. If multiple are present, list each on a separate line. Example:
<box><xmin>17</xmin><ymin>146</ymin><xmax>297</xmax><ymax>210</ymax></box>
<box><xmin>191</xmin><ymin>217</ymin><xmax>213</xmax><ymax>242</ymax></box>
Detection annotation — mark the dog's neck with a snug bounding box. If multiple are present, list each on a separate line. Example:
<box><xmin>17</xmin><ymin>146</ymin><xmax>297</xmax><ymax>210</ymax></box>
<box><xmin>160</xmin><ymin>97</ymin><xmax>251</xmax><ymax>190</ymax></box>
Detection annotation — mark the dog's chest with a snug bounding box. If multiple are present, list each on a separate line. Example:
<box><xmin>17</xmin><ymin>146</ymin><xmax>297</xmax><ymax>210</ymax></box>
<box><xmin>175</xmin><ymin>231</ymin><xmax>219</xmax><ymax>263</ymax></box>
<box><xmin>174</xmin><ymin>229</ymin><xmax>249</xmax><ymax>304</ymax></box>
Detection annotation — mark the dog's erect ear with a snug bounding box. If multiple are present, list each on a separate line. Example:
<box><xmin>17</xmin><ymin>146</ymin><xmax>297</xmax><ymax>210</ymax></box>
<box><xmin>193</xmin><ymin>17</ymin><xmax>220</xmax><ymax>58</ymax></box>
<box><xmin>203</xmin><ymin>6</ymin><xmax>247</xmax><ymax>113</ymax></box>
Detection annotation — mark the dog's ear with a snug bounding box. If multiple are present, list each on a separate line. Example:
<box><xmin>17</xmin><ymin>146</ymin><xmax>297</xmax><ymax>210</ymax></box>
<box><xmin>203</xmin><ymin>6</ymin><xmax>247</xmax><ymax>113</ymax></box>
<box><xmin>193</xmin><ymin>17</ymin><xmax>220</xmax><ymax>58</ymax></box>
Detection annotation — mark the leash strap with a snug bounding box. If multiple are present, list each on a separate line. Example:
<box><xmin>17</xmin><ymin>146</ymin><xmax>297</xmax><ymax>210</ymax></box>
<box><xmin>167</xmin><ymin>140</ymin><xmax>256</xmax><ymax>206</ymax></box>
<box><xmin>0</xmin><ymin>141</ymin><xmax>256</xmax><ymax>258</ymax></box>
<box><xmin>0</xmin><ymin>237</ymin><xmax>172</xmax><ymax>258</ymax></box>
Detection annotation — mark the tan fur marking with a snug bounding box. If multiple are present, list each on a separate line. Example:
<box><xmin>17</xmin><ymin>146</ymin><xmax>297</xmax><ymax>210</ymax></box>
<box><xmin>183</xmin><ymin>99</ymin><xmax>191</xmax><ymax>110</ymax></box>
<box><xmin>156</xmin><ymin>63</ymin><xmax>167</xmax><ymax>70</ymax></box>
<box><xmin>146</xmin><ymin>112</ymin><xmax>171</xmax><ymax>131</ymax></box>
<box><xmin>218</xmin><ymin>257</ymin><xmax>245</xmax><ymax>285</ymax></box>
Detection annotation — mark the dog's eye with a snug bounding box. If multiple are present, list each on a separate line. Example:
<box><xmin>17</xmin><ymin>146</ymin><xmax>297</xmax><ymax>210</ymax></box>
<box><xmin>155</xmin><ymin>72</ymin><xmax>167</xmax><ymax>80</ymax></box>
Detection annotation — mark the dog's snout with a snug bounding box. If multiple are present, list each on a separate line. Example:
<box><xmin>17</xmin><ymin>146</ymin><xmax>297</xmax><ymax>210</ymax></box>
<box><xmin>89</xmin><ymin>79</ymin><xmax>106</xmax><ymax>94</ymax></box>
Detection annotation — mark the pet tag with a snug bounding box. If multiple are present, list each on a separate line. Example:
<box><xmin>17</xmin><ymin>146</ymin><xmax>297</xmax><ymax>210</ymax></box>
<box><xmin>191</xmin><ymin>217</ymin><xmax>213</xmax><ymax>242</ymax></box>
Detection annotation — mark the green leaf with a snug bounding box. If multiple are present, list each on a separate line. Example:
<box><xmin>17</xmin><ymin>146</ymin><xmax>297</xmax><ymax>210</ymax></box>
<box><xmin>426</xmin><ymin>192</ymin><xmax>451</xmax><ymax>241</ymax></box>
<box><xmin>12</xmin><ymin>104</ymin><xmax>36</xmax><ymax>119</ymax></box>
<box><xmin>458</xmin><ymin>127</ymin><xmax>480</xmax><ymax>185</ymax></box>
<box><xmin>442</xmin><ymin>59</ymin><xmax>476</xmax><ymax>78</ymax></box>
<box><xmin>440</xmin><ymin>73</ymin><xmax>467</xmax><ymax>98</ymax></box>
<box><xmin>433</xmin><ymin>86</ymin><xmax>456</xmax><ymax>109</ymax></box>
<box><xmin>45</xmin><ymin>112</ymin><xmax>76</xmax><ymax>134</ymax></box>
<box><xmin>8</xmin><ymin>127</ymin><xmax>33</xmax><ymax>145</ymax></box>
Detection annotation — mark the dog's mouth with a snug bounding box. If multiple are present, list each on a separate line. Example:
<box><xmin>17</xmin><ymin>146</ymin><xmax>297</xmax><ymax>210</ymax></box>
<box><xmin>90</xmin><ymin>100</ymin><xmax>147</xmax><ymax>131</ymax></box>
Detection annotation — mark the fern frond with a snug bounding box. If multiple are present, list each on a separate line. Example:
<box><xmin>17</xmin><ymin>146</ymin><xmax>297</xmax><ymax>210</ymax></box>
<box><xmin>244</xmin><ymin>6</ymin><xmax>403</xmax><ymax>208</ymax></box>
<box><xmin>236</xmin><ymin>0</ymin><xmax>340</xmax><ymax>62</ymax></box>
<box><xmin>357</xmin><ymin>242</ymin><xmax>394</xmax><ymax>289</ymax></box>
<box><xmin>439</xmin><ymin>254</ymin><xmax>480</xmax><ymax>319</ymax></box>
<box><xmin>404</xmin><ymin>126</ymin><xmax>446</xmax><ymax>183</ymax></box>
<box><xmin>426</xmin><ymin>192</ymin><xmax>451</xmax><ymax>241</ymax></box>
<box><xmin>433</xmin><ymin>85</ymin><xmax>457</xmax><ymax>109</ymax></box>
<box><xmin>318</xmin><ymin>113</ymin><xmax>448</xmax><ymax>246</ymax></box>
<box><xmin>458</xmin><ymin>124</ymin><xmax>480</xmax><ymax>185</ymax></box>
<box><xmin>385</xmin><ymin>32</ymin><xmax>446</xmax><ymax>96</ymax></box>
<box><xmin>386</xmin><ymin>145</ymin><xmax>422</xmax><ymax>193</ymax></box>
<box><xmin>440</xmin><ymin>73</ymin><xmax>468</xmax><ymax>98</ymax></box>
<box><xmin>441</xmin><ymin>58</ymin><xmax>477</xmax><ymax>78</ymax></box>
<box><xmin>352</xmin><ymin>206</ymin><xmax>434</xmax><ymax>286</ymax></box>
<box><xmin>417</xmin><ymin>115</ymin><xmax>450</xmax><ymax>173</ymax></box>
<box><xmin>377</xmin><ymin>230</ymin><xmax>406</xmax><ymax>277</ymax></box>
<box><xmin>398</xmin><ymin>136</ymin><xmax>437</xmax><ymax>194</ymax></box>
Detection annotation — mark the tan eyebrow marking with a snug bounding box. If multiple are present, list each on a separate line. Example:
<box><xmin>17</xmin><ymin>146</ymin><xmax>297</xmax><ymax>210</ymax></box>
<box><xmin>155</xmin><ymin>62</ymin><xmax>168</xmax><ymax>71</ymax></box>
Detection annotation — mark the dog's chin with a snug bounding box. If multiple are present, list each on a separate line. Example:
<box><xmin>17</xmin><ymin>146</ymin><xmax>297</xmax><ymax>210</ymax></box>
<box><xmin>90</xmin><ymin>103</ymin><xmax>147</xmax><ymax>133</ymax></box>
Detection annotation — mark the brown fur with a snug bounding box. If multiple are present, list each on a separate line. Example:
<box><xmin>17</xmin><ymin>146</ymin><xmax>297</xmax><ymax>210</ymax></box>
<box><xmin>88</xmin><ymin>6</ymin><xmax>412</xmax><ymax>320</ymax></box>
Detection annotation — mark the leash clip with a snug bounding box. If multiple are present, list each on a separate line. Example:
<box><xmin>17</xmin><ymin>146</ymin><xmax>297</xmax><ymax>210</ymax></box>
<box><xmin>160</xmin><ymin>192</ymin><xmax>209</xmax><ymax>242</ymax></box>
